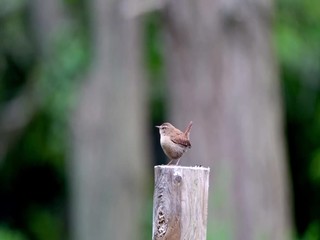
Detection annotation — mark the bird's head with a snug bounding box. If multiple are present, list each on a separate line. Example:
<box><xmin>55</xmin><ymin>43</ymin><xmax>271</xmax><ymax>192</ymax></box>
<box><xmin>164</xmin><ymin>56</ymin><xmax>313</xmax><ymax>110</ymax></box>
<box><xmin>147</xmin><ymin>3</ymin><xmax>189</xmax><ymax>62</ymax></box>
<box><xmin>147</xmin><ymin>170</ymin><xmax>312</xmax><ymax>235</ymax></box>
<box><xmin>155</xmin><ymin>122</ymin><xmax>174</xmax><ymax>136</ymax></box>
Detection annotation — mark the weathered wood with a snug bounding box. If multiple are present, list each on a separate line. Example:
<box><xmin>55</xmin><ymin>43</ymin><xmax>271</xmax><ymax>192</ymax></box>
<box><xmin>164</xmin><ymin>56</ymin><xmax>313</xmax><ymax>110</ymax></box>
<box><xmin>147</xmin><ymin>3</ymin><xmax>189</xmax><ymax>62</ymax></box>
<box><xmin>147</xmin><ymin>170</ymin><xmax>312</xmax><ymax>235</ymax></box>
<box><xmin>152</xmin><ymin>165</ymin><xmax>210</xmax><ymax>240</ymax></box>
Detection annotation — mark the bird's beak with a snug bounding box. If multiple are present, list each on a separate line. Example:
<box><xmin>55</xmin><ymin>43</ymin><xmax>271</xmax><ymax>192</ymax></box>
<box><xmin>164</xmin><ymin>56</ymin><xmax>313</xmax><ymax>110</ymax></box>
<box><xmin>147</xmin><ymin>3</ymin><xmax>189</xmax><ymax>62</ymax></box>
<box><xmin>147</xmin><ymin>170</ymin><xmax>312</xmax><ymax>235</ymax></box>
<box><xmin>155</xmin><ymin>126</ymin><xmax>160</xmax><ymax>128</ymax></box>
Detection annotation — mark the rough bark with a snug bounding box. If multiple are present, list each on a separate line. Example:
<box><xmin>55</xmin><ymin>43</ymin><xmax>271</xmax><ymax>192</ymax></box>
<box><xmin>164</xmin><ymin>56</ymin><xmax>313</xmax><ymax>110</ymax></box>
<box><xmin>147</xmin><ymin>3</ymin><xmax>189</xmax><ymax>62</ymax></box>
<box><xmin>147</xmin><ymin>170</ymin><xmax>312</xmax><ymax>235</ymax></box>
<box><xmin>70</xmin><ymin>0</ymin><xmax>149</xmax><ymax>239</ymax></box>
<box><xmin>163</xmin><ymin>0</ymin><xmax>292</xmax><ymax>239</ymax></box>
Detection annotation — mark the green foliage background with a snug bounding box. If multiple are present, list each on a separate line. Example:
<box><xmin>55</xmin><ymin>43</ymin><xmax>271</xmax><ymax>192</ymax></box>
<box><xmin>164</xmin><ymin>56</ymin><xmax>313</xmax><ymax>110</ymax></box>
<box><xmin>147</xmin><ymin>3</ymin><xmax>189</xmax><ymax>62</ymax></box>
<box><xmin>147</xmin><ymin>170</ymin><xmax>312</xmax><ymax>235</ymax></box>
<box><xmin>0</xmin><ymin>0</ymin><xmax>319</xmax><ymax>239</ymax></box>
<box><xmin>275</xmin><ymin>0</ymin><xmax>320</xmax><ymax>238</ymax></box>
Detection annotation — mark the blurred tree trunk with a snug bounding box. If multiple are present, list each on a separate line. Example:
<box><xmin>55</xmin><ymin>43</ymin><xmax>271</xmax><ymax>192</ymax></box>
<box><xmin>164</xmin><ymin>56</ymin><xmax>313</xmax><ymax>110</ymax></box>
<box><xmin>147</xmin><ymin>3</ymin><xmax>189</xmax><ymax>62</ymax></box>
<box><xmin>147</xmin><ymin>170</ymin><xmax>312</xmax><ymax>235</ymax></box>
<box><xmin>70</xmin><ymin>0</ymin><xmax>149</xmax><ymax>240</ymax></box>
<box><xmin>163</xmin><ymin>0</ymin><xmax>292</xmax><ymax>239</ymax></box>
<box><xmin>29</xmin><ymin>0</ymin><xmax>66</xmax><ymax>56</ymax></box>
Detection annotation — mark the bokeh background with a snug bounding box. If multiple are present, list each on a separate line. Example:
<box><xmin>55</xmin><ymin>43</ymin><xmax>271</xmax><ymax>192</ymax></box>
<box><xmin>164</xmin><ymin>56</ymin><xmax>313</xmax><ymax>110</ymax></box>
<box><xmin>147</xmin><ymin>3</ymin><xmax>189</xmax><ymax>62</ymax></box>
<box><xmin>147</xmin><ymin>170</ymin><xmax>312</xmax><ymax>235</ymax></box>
<box><xmin>0</xmin><ymin>0</ymin><xmax>319</xmax><ymax>239</ymax></box>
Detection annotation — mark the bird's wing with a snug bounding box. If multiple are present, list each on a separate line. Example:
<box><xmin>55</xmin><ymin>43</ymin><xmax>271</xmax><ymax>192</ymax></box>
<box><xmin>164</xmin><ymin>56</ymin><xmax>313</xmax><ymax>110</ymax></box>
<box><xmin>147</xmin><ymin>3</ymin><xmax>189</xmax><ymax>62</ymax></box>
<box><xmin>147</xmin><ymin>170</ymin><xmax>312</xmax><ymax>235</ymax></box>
<box><xmin>171</xmin><ymin>134</ymin><xmax>191</xmax><ymax>148</ymax></box>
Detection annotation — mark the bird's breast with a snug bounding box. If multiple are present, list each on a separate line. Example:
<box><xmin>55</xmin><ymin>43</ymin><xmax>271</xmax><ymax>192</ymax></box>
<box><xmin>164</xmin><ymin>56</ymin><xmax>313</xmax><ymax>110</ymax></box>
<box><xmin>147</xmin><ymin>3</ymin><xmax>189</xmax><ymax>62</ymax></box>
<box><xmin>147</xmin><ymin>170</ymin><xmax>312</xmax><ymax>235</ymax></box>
<box><xmin>160</xmin><ymin>135</ymin><xmax>187</xmax><ymax>160</ymax></box>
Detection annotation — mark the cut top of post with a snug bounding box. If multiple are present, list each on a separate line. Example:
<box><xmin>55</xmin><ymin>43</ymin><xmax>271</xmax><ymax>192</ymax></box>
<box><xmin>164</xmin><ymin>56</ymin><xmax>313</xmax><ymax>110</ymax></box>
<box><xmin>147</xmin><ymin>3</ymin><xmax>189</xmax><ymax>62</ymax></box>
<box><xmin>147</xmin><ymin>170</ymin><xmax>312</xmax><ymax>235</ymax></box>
<box><xmin>154</xmin><ymin>165</ymin><xmax>210</xmax><ymax>171</ymax></box>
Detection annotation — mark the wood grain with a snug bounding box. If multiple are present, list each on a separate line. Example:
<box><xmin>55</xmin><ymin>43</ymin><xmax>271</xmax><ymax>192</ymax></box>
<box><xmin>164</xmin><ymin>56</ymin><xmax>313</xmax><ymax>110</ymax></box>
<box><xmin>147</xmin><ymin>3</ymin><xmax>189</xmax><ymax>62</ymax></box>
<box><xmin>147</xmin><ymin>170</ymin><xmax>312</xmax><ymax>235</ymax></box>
<box><xmin>152</xmin><ymin>165</ymin><xmax>210</xmax><ymax>240</ymax></box>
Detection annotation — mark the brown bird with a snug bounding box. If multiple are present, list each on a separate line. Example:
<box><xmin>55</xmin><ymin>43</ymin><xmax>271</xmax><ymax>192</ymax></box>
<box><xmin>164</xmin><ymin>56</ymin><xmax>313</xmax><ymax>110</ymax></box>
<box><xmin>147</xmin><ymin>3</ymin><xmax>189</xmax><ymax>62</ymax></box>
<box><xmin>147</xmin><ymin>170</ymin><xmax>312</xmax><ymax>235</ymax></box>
<box><xmin>156</xmin><ymin>121</ymin><xmax>193</xmax><ymax>165</ymax></box>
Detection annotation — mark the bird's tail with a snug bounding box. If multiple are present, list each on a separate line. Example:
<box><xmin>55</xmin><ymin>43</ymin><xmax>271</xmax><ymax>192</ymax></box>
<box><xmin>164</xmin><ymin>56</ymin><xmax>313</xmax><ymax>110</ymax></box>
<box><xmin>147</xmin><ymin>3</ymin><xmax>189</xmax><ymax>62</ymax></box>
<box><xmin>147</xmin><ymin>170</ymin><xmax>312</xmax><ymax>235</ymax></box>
<box><xmin>184</xmin><ymin>121</ymin><xmax>193</xmax><ymax>139</ymax></box>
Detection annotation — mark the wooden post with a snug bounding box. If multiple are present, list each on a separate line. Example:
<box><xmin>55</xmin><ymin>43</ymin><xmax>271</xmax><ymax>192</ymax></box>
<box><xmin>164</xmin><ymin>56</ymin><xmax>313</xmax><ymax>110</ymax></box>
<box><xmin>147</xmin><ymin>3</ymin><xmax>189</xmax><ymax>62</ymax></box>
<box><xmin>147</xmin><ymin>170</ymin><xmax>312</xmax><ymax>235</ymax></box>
<box><xmin>152</xmin><ymin>165</ymin><xmax>210</xmax><ymax>240</ymax></box>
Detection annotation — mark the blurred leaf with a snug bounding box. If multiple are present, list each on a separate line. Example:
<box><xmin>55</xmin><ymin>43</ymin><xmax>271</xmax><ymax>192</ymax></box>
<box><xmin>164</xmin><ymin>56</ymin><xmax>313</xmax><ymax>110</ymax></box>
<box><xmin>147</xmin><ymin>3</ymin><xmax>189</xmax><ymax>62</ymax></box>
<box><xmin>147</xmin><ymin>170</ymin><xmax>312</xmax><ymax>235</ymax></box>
<box><xmin>275</xmin><ymin>24</ymin><xmax>303</xmax><ymax>67</ymax></box>
<box><xmin>27</xmin><ymin>209</ymin><xmax>63</xmax><ymax>240</ymax></box>
<box><xmin>309</xmin><ymin>150</ymin><xmax>320</xmax><ymax>184</ymax></box>
<box><xmin>0</xmin><ymin>226</ymin><xmax>27</xmax><ymax>240</ymax></box>
<box><xmin>301</xmin><ymin>221</ymin><xmax>320</xmax><ymax>240</ymax></box>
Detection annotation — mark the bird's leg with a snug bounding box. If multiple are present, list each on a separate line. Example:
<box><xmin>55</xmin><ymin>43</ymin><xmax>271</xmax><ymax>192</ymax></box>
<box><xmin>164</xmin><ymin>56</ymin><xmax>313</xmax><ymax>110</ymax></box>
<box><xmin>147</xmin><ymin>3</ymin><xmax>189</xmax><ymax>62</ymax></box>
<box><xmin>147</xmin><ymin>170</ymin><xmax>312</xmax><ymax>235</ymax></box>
<box><xmin>175</xmin><ymin>158</ymin><xmax>181</xmax><ymax>166</ymax></box>
<box><xmin>167</xmin><ymin>158</ymin><xmax>181</xmax><ymax>165</ymax></box>
<box><xmin>167</xmin><ymin>159</ymin><xmax>174</xmax><ymax>165</ymax></box>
